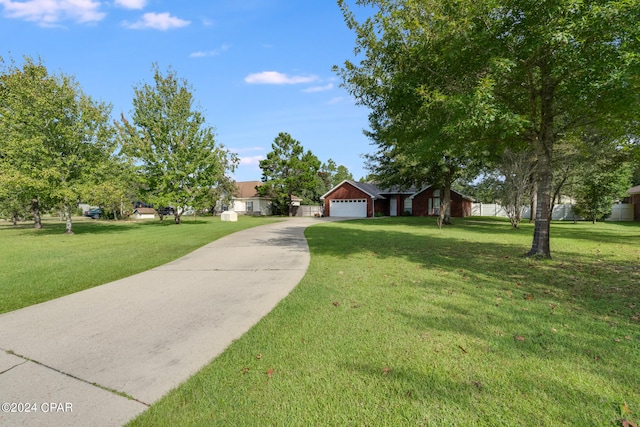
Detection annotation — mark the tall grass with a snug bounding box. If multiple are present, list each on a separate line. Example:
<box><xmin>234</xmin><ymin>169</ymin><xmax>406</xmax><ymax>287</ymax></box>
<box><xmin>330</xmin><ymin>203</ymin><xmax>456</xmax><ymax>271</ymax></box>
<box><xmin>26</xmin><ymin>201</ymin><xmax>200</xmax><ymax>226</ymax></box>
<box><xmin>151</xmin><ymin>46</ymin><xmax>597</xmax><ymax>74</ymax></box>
<box><xmin>130</xmin><ymin>217</ymin><xmax>639</xmax><ymax>426</ymax></box>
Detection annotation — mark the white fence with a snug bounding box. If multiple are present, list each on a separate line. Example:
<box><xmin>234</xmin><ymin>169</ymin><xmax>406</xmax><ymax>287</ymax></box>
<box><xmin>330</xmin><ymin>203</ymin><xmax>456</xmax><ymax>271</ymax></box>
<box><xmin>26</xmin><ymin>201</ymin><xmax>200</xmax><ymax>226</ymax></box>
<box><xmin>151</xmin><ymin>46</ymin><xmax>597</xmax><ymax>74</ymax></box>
<box><xmin>472</xmin><ymin>202</ymin><xmax>635</xmax><ymax>221</ymax></box>
<box><xmin>294</xmin><ymin>205</ymin><xmax>323</xmax><ymax>217</ymax></box>
<box><xmin>608</xmin><ymin>203</ymin><xmax>634</xmax><ymax>221</ymax></box>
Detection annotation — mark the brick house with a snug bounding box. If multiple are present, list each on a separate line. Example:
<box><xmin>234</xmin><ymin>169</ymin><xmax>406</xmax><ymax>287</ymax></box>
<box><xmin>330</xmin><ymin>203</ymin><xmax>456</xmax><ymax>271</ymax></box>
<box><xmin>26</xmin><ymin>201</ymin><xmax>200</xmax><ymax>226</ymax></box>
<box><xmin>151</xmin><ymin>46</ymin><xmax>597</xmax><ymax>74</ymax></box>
<box><xmin>321</xmin><ymin>180</ymin><xmax>473</xmax><ymax>218</ymax></box>
<box><xmin>628</xmin><ymin>185</ymin><xmax>640</xmax><ymax>221</ymax></box>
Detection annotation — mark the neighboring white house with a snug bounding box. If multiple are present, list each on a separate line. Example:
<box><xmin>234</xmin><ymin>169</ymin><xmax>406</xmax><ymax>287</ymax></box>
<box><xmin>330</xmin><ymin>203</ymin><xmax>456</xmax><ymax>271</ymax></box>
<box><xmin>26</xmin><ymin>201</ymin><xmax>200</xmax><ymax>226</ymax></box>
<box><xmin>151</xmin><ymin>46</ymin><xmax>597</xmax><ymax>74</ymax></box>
<box><xmin>228</xmin><ymin>181</ymin><xmax>272</xmax><ymax>215</ymax></box>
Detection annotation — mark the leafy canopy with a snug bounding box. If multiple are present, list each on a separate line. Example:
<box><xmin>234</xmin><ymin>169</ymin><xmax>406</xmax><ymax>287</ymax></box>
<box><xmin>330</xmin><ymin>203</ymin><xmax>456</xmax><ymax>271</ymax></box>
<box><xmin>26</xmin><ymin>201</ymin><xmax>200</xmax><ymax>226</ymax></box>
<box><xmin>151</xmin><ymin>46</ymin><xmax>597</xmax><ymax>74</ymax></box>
<box><xmin>336</xmin><ymin>0</ymin><xmax>640</xmax><ymax>256</ymax></box>
<box><xmin>258</xmin><ymin>132</ymin><xmax>321</xmax><ymax>215</ymax></box>
<box><xmin>119</xmin><ymin>64</ymin><xmax>238</xmax><ymax>223</ymax></box>
<box><xmin>0</xmin><ymin>56</ymin><xmax>115</xmax><ymax>232</ymax></box>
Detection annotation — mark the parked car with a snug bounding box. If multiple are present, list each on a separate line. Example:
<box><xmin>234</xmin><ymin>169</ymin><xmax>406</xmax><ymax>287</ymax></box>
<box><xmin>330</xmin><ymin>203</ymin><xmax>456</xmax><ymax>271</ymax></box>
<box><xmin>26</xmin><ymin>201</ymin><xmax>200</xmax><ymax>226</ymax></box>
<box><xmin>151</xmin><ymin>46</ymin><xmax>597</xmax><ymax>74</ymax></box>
<box><xmin>83</xmin><ymin>208</ymin><xmax>102</xmax><ymax>219</ymax></box>
<box><xmin>157</xmin><ymin>207</ymin><xmax>175</xmax><ymax>216</ymax></box>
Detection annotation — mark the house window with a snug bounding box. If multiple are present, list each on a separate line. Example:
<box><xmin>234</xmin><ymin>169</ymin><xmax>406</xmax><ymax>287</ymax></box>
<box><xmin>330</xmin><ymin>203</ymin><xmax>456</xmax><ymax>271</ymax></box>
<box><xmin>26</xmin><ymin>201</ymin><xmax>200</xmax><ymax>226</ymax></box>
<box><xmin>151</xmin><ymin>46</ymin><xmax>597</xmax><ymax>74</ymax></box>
<box><xmin>404</xmin><ymin>198</ymin><xmax>412</xmax><ymax>215</ymax></box>
<box><xmin>428</xmin><ymin>197</ymin><xmax>441</xmax><ymax>215</ymax></box>
<box><xmin>246</xmin><ymin>201</ymin><xmax>254</xmax><ymax>212</ymax></box>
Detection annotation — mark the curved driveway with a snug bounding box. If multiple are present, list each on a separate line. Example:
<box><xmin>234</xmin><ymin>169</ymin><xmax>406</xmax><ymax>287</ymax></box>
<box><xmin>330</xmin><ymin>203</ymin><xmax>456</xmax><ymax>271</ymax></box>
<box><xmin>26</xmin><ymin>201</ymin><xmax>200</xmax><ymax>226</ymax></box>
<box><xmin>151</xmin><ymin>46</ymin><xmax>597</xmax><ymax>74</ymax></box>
<box><xmin>0</xmin><ymin>217</ymin><xmax>336</xmax><ymax>426</ymax></box>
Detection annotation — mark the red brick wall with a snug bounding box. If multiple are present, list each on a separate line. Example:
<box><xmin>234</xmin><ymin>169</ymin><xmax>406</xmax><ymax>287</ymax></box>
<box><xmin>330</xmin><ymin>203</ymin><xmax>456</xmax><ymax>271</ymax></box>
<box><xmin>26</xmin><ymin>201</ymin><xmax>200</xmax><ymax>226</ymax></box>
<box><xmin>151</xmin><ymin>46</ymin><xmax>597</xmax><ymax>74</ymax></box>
<box><xmin>412</xmin><ymin>188</ymin><xmax>434</xmax><ymax>216</ymax></box>
<box><xmin>324</xmin><ymin>182</ymin><xmax>374</xmax><ymax>217</ymax></box>
<box><xmin>374</xmin><ymin>199</ymin><xmax>388</xmax><ymax>216</ymax></box>
<box><xmin>324</xmin><ymin>183</ymin><xmax>472</xmax><ymax>218</ymax></box>
<box><xmin>633</xmin><ymin>194</ymin><xmax>640</xmax><ymax>221</ymax></box>
<box><xmin>411</xmin><ymin>188</ymin><xmax>470</xmax><ymax>217</ymax></box>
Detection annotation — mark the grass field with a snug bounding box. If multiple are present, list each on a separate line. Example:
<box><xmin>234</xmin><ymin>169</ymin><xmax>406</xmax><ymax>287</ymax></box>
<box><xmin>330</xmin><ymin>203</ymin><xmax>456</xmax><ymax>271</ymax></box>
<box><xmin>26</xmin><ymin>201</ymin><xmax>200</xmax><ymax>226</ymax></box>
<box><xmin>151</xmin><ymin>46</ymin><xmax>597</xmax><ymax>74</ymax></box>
<box><xmin>127</xmin><ymin>217</ymin><xmax>640</xmax><ymax>426</ymax></box>
<box><xmin>0</xmin><ymin>215</ymin><xmax>276</xmax><ymax>314</ymax></box>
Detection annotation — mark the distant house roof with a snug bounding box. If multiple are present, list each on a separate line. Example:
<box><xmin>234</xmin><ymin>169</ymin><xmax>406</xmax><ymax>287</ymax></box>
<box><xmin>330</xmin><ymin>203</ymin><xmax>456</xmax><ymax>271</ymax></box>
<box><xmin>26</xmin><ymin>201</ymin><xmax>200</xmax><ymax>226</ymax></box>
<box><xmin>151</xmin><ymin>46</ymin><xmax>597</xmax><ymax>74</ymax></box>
<box><xmin>233</xmin><ymin>181</ymin><xmax>263</xmax><ymax>198</ymax></box>
<box><xmin>628</xmin><ymin>185</ymin><xmax>640</xmax><ymax>195</ymax></box>
<box><xmin>234</xmin><ymin>180</ymin><xmax>304</xmax><ymax>201</ymax></box>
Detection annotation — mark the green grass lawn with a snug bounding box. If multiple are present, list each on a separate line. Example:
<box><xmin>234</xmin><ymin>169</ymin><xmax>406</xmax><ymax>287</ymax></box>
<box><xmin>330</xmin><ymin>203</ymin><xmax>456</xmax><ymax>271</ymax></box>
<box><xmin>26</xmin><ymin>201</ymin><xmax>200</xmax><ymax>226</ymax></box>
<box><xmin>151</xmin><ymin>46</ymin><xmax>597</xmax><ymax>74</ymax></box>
<box><xmin>0</xmin><ymin>215</ymin><xmax>276</xmax><ymax>314</ymax></box>
<box><xmin>129</xmin><ymin>217</ymin><xmax>640</xmax><ymax>426</ymax></box>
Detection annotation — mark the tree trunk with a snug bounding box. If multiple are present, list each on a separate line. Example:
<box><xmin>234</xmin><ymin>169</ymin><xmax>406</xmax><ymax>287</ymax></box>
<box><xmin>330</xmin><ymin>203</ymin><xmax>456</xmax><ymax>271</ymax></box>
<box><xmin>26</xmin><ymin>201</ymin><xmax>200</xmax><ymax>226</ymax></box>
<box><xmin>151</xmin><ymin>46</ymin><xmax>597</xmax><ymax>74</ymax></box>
<box><xmin>442</xmin><ymin>185</ymin><xmax>452</xmax><ymax>225</ymax></box>
<box><xmin>64</xmin><ymin>204</ymin><xmax>73</xmax><ymax>234</ymax></box>
<box><xmin>529</xmin><ymin>175</ymin><xmax>537</xmax><ymax>223</ymax></box>
<box><xmin>527</xmin><ymin>59</ymin><xmax>554</xmax><ymax>258</ymax></box>
<box><xmin>288</xmin><ymin>193</ymin><xmax>293</xmax><ymax>217</ymax></box>
<box><xmin>31</xmin><ymin>197</ymin><xmax>42</xmax><ymax>229</ymax></box>
<box><xmin>174</xmin><ymin>213</ymin><xmax>181</xmax><ymax>224</ymax></box>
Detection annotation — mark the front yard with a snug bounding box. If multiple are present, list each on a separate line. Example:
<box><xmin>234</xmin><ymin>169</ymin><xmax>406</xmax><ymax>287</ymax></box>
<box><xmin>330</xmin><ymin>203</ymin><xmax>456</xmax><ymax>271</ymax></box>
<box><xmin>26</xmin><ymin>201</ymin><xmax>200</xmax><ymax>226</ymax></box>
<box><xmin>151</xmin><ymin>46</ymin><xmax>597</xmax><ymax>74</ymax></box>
<box><xmin>129</xmin><ymin>217</ymin><xmax>640</xmax><ymax>426</ymax></box>
<box><xmin>2</xmin><ymin>216</ymin><xmax>638</xmax><ymax>425</ymax></box>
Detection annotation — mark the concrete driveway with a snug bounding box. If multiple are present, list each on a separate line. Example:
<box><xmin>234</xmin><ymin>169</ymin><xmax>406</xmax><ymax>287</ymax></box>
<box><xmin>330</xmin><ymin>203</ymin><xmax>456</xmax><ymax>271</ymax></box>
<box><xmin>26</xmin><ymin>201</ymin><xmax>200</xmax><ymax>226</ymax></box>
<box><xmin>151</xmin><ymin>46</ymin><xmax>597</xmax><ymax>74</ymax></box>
<box><xmin>0</xmin><ymin>217</ymin><xmax>335</xmax><ymax>426</ymax></box>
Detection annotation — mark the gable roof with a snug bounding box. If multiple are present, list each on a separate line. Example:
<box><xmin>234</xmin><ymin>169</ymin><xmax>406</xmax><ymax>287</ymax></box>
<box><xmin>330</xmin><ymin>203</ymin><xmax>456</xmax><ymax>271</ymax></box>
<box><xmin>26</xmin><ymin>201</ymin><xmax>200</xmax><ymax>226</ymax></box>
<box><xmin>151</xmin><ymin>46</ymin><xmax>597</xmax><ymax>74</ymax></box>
<box><xmin>133</xmin><ymin>207</ymin><xmax>156</xmax><ymax>214</ymax></box>
<box><xmin>233</xmin><ymin>180</ymin><xmax>302</xmax><ymax>201</ymax></box>
<box><xmin>628</xmin><ymin>185</ymin><xmax>640</xmax><ymax>195</ymax></box>
<box><xmin>322</xmin><ymin>180</ymin><xmax>474</xmax><ymax>201</ymax></box>
<box><xmin>321</xmin><ymin>180</ymin><xmax>387</xmax><ymax>200</ymax></box>
<box><xmin>233</xmin><ymin>181</ymin><xmax>263</xmax><ymax>198</ymax></box>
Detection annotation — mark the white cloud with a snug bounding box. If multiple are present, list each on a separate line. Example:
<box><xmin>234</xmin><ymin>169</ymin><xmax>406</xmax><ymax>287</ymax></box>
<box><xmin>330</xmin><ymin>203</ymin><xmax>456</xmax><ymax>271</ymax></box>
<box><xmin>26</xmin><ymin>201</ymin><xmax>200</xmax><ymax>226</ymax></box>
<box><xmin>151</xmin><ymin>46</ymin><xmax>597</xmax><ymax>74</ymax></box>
<box><xmin>239</xmin><ymin>155</ymin><xmax>264</xmax><ymax>166</ymax></box>
<box><xmin>190</xmin><ymin>43</ymin><xmax>230</xmax><ymax>58</ymax></box>
<box><xmin>124</xmin><ymin>12</ymin><xmax>190</xmax><ymax>30</ymax></box>
<box><xmin>245</xmin><ymin>71</ymin><xmax>318</xmax><ymax>85</ymax></box>
<box><xmin>0</xmin><ymin>0</ymin><xmax>105</xmax><ymax>26</ymax></box>
<box><xmin>302</xmin><ymin>83</ymin><xmax>334</xmax><ymax>93</ymax></box>
<box><xmin>231</xmin><ymin>146</ymin><xmax>264</xmax><ymax>153</ymax></box>
<box><xmin>327</xmin><ymin>96</ymin><xmax>345</xmax><ymax>105</ymax></box>
<box><xmin>114</xmin><ymin>0</ymin><xmax>146</xmax><ymax>10</ymax></box>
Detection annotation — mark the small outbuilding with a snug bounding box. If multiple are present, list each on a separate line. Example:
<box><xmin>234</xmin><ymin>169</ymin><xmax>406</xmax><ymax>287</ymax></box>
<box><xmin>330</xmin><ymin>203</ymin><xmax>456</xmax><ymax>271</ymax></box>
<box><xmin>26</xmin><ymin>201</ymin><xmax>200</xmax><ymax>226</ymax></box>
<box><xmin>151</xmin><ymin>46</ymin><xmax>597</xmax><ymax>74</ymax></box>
<box><xmin>132</xmin><ymin>207</ymin><xmax>156</xmax><ymax>220</ymax></box>
<box><xmin>221</xmin><ymin>210</ymin><xmax>238</xmax><ymax>222</ymax></box>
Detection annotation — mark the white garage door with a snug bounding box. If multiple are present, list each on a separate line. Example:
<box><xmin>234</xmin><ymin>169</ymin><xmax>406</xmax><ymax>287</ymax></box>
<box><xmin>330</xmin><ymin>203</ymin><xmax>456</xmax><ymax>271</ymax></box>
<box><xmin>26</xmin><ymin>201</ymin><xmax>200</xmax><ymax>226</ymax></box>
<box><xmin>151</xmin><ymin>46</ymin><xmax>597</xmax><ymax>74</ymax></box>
<box><xmin>330</xmin><ymin>199</ymin><xmax>367</xmax><ymax>217</ymax></box>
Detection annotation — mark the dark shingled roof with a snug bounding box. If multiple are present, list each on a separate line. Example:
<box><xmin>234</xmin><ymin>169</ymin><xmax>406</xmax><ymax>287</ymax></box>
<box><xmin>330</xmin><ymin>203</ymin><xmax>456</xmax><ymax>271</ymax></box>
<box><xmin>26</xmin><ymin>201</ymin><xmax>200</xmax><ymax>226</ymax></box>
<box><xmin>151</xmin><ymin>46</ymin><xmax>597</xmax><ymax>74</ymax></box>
<box><xmin>628</xmin><ymin>185</ymin><xmax>640</xmax><ymax>195</ymax></box>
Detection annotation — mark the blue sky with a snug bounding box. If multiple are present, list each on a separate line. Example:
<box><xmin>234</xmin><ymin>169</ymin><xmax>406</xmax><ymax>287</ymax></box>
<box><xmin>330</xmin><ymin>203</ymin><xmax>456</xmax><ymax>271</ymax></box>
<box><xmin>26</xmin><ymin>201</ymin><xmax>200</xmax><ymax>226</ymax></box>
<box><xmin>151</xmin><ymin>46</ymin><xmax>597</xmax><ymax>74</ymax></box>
<box><xmin>0</xmin><ymin>0</ymin><xmax>373</xmax><ymax>182</ymax></box>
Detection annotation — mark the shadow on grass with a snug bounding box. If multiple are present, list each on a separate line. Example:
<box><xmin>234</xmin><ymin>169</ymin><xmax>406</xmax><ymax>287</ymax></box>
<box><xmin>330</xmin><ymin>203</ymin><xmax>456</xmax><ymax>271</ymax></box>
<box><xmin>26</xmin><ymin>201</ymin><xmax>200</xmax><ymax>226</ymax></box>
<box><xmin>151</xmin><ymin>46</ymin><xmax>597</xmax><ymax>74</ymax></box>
<box><xmin>0</xmin><ymin>218</ymin><xmax>213</xmax><ymax>236</ymax></box>
<box><xmin>306</xmin><ymin>218</ymin><xmax>638</xmax><ymax>423</ymax></box>
<box><xmin>307</xmin><ymin>217</ymin><xmax>639</xmax><ymax>325</ymax></box>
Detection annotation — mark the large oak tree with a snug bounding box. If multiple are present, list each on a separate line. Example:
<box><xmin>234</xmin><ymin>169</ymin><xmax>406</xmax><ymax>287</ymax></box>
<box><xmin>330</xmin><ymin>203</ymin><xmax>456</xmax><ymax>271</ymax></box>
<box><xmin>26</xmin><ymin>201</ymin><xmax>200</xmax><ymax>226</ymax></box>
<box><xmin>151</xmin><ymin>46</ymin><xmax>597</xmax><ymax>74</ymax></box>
<box><xmin>336</xmin><ymin>0</ymin><xmax>640</xmax><ymax>257</ymax></box>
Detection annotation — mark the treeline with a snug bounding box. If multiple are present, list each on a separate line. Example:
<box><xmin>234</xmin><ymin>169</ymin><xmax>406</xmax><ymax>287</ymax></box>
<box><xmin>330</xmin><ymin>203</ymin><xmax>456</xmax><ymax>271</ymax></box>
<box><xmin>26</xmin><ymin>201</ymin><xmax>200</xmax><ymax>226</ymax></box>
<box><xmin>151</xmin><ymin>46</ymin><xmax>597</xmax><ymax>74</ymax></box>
<box><xmin>257</xmin><ymin>132</ymin><xmax>353</xmax><ymax>216</ymax></box>
<box><xmin>0</xmin><ymin>58</ymin><xmax>237</xmax><ymax>232</ymax></box>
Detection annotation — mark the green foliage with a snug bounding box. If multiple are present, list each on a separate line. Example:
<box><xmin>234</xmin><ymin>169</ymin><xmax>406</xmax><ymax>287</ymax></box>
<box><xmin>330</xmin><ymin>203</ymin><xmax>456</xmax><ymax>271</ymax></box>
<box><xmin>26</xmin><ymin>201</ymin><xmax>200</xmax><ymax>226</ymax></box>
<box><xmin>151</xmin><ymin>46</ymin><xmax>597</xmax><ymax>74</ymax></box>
<box><xmin>336</xmin><ymin>0</ymin><xmax>640</xmax><ymax>257</ymax></box>
<box><xmin>118</xmin><ymin>64</ymin><xmax>238</xmax><ymax>224</ymax></box>
<box><xmin>258</xmin><ymin>132</ymin><xmax>321</xmax><ymax>215</ymax></box>
<box><xmin>316</xmin><ymin>159</ymin><xmax>355</xmax><ymax>202</ymax></box>
<box><xmin>455</xmin><ymin>177</ymin><xmax>499</xmax><ymax>204</ymax></box>
<box><xmin>0</xmin><ymin>56</ymin><xmax>115</xmax><ymax>233</ymax></box>
<box><xmin>573</xmin><ymin>164</ymin><xmax>632</xmax><ymax>223</ymax></box>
